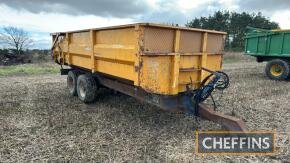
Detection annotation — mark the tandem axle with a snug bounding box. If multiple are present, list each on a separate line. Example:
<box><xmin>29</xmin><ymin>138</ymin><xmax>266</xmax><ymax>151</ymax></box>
<box><xmin>62</xmin><ymin>66</ymin><xmax>246</xmax><ymax>131</ymax></box>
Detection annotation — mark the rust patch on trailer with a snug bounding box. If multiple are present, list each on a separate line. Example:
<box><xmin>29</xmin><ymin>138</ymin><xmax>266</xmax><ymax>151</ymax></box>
<box><xmin>139</xmin><ymin>55</ymin><xmax>172</xmax><ymax>94</ymax></box>
<box><xmin>134</xmin><ymin>58</ymin><xmax>143</xmax><ymax>72</ymax></box>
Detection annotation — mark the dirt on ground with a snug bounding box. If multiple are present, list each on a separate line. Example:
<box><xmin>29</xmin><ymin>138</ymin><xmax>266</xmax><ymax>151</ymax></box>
<box><xmin>0</xmin><ymin>61</ymin><xmax>289</xmax><ymax>162</ymax></box>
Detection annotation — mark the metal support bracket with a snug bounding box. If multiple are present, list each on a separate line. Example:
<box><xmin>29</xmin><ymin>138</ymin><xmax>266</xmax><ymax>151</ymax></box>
<box><xmin>198</xmin><ymin>103</ymin><xmax>247</xmax><ymax>131</ymax></box>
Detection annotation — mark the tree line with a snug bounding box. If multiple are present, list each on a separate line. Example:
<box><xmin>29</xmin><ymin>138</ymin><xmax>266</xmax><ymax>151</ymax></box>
<box><xmin>0</xmin><ymin>27</ymin><xmax>53</xmax><ymax>65</ymax></box>
<box><xmin>0</xmin><ymin>26</ymin><xmax>33</xmax><ymax>56</ymax></box>
<box><xmin>0</xmin><ymin>11</ymin><xmax>280</xmax><ymax>64</ymax></box>
<box><xmin>186</xmin><ymin>11</ymin><xmax>279</xmax><ymax>51</ymax></box>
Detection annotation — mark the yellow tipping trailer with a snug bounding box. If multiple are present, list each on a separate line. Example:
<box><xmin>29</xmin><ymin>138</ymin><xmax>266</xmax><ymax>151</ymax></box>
<box><xmin>51</xmin><ymin>23</ymin><xmax>245</xmax><ymax>131</ymax></box>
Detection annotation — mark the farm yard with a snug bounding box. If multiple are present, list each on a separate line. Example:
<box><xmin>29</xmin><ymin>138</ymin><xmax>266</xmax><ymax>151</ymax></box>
<box><xmin>0</xmin><ymin>53</ymin><xmax>289</xmax><ymax>162</ymax></box>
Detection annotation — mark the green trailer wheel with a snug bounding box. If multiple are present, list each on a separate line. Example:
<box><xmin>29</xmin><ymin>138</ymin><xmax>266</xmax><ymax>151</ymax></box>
<box><xmin>265</xmin><ymin>59</ymin><xmax>290</xmax><ymax>80</ymax></box>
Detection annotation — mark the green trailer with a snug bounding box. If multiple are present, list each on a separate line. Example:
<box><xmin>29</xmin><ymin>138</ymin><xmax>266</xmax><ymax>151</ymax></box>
<box><xmin>245</xmin><ymin>27</ymin><xmax>290</xmax><ymax>80</ymax></box>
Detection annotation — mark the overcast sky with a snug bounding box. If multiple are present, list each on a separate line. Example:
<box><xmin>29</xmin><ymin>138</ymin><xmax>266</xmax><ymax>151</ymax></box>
<box><xmin>0</xmin><ymin>0</ymin><xmax>289</xmax><ymax>49</ymax></box>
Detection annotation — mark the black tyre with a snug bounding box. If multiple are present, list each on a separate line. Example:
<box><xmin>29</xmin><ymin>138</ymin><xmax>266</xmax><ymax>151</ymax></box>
<box><xmin>77</xmin><ymin>74</ymin><xmax>98</xmax><ymax>103</ymax></box>
<box><xmin>67</xmin><ymin>70</ymin><xmax>80</xmax><ymax>96</ymax></box>
<box><xmin>265</xmin><ymin>59</ymin><xmax>290</xmax><ymax>80</ymax></box>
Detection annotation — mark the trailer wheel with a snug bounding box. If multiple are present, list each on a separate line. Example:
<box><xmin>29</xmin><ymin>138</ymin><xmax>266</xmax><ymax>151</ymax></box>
<box><xmin>265</xmin><ymin>59</ymin><xmax>290</xmax><ymax>80</ymax></box>
<box><xmin>77</xmin><ymin>74</ymin><xmax>97</xmax><ymax>103</ymax></box>
<box><xmin>67</xmin><ymin>70</ymin><xmax>80</xmax><ymax>96</ymax></box>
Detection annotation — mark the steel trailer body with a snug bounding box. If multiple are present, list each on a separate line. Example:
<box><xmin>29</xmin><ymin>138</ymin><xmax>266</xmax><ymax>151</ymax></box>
<box><xmin>52</xmin><ymin>23</ymin><xmax>245</xmax><ymax>131</ymax></box>
<box><xmin>245</xmin><ymin>28</ymin><xmax>290</xmax><ymax>57</ymax></box>
<box><xmin>245</xmin><ymin>27</ymin><xmax>290</xmax><ymax>80</ymax></box>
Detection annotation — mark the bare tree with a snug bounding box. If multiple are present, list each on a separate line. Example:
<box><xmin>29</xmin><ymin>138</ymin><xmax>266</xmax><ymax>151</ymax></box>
<box><xmin>0</xmin><ymin>26</ymin><xmax>33</xmax><ymax>56</ymax></box>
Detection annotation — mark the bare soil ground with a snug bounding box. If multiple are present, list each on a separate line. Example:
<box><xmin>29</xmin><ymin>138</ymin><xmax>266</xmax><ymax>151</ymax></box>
<box><xmin>0</xmin><ymin>60</ymin><xmax>289</xmax><ymax>162</ymax></box>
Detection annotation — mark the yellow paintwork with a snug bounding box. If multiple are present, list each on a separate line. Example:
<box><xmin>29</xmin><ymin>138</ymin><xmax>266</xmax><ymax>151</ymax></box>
<box><xmin>52</xmin><ymin>23</ymin><xmax>226</xmax><ymax>95</ymax></box>
<box><xmin>200</xmin><ymin>32</ymin><xmax>208</xmax><ymax>86</ymax></box>
<box><xmin>272</xmin><ymin>29</ymin><xmax>290</xmax><ymax>32</ymax></box>
<box><xmin>270</xmin><ymin>64</ymin><xmax>283</xmax><ymax>77</ymax></box>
